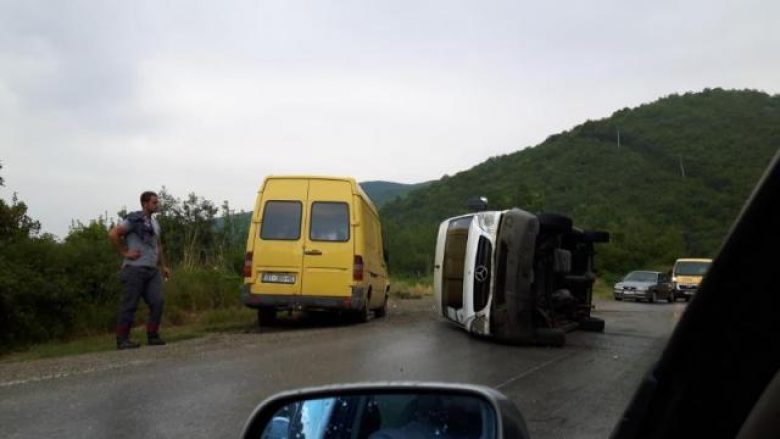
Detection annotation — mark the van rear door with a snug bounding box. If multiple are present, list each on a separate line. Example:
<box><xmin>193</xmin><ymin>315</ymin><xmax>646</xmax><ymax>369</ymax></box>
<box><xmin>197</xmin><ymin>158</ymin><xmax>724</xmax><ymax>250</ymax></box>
<box><xmin>301</xmin><ymin>179</ymin><xmax>354</xmax><ymax>297</ymax></box>
<box><xmin>254</xmin><ymin>179</ymin><xmax>307</xmax><ymax>295</ymax></box>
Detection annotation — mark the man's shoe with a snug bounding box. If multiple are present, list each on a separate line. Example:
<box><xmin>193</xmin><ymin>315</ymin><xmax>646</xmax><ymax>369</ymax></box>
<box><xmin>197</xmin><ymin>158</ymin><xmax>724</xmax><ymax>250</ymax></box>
<box><xmin>117</xmin><ymin>339</ymin><xmax>141</xmax><ymax>350</ymax></box>
<box><xmin>147</xmin><ymin>334</ymin><xmax>166</xmax><ymax>346</ymax></box>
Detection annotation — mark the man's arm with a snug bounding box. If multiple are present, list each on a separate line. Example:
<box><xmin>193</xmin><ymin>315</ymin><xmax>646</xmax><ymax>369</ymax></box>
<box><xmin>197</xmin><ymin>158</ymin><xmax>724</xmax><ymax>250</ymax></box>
<box><xmin>157</xmin><ymin>238</ymin><xmax>171</xmax><ymax>279</ymax></box>
<box><xmin>108</xmin><ymin>225</ymin><xmax>140</xmax><ymax>260</ymax></box>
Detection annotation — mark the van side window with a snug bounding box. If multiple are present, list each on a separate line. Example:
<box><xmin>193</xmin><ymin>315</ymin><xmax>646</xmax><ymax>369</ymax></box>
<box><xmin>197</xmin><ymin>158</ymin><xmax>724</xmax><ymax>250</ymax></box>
<box><xmin>310</xmin><ymin>202</ymin><xmax>350</xmax><ymax>242</ymax></box>
<box><xmin>260</xmin><ymin>201</ymin><xmax>302</xmax><ymax>240</ymax></box>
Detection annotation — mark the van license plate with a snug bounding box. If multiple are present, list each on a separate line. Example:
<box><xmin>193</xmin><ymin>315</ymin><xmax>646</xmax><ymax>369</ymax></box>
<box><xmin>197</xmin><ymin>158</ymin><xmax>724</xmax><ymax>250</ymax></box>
<box><xmin>261</xmin><ymin>273</ymin><xmax>296</xmax><ymax>284</ymax></box>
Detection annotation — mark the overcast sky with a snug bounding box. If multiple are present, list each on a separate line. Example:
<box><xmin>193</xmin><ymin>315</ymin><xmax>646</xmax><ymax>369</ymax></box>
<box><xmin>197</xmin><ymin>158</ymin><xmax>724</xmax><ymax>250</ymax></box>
<box><xmin>1</xmin><ymin>0</ymin><xmax>778</xmax><ymax>237</ymax></box>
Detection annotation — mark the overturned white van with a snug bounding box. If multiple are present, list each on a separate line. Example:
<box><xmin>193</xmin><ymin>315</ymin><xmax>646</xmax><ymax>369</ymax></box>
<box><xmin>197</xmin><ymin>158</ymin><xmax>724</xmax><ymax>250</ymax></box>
<box><xmin>433</xmin><ymin>208</ymin><xmax>609</xmax><ymax>346</ymax></box>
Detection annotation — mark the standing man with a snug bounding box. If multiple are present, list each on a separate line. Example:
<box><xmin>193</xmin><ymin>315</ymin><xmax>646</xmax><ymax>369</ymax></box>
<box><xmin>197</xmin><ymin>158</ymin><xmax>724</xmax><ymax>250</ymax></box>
<box><xmin>108</xmin><ymin>191</ymin><xmax>171</xmax><ymax>349</ymax></box>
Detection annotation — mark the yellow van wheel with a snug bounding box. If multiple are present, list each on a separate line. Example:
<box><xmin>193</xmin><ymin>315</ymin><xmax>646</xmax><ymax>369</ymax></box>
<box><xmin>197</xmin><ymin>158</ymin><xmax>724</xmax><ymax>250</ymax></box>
<box><xmin>257</xmin><ymin>307</ymin><xmax>277</xmax><ymax>327</ymax></box>
<box><xmin>375</xmin><ymin>295</ymin><xmax>388</xmax><ymax>318</ymax></box>
<box><xmin>354</xmin><ymin>295</ymin><xmax>371</xmax><ymax>323</ymax></box>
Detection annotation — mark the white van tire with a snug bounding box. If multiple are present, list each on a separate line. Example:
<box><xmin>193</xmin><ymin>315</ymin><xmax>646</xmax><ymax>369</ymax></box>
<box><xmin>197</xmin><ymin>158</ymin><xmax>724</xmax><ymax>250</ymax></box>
<box><xmin>579</xmin><ymin>316</ymin><xmax>605</xmax><ymax>332</ymax></box>
<box><xmin>537</xmin><ymin>213</ymin><xmax>573</xmax><ymax>233</ymax></box>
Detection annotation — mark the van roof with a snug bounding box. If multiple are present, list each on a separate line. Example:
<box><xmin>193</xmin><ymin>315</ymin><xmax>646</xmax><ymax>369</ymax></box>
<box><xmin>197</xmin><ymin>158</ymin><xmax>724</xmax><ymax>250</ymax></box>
<box><xmin>260</xmin><ymin>175</ymin><xmax>379</xmax><ymax>216</ymax></box>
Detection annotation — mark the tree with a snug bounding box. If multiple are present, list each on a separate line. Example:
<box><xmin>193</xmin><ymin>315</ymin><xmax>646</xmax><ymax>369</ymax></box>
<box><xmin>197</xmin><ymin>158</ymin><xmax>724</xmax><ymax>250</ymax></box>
<box><xmin>156</xmin><ymin>188</ymin><xmax>219</xmax><ymax>268</ymax></box>
<box><xmin>0</xmin><ymin>162</ymin><xmax>41</xmax><ymax>243</ymax></box>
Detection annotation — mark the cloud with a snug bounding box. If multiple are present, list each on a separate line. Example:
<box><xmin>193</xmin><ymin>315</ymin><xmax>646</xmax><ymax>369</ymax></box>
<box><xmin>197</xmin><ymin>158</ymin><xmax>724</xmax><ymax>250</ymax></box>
<box><xmin>0</xmin><ymin>0</ymin><xmax>778</xmax><ymax>236</ymax></box>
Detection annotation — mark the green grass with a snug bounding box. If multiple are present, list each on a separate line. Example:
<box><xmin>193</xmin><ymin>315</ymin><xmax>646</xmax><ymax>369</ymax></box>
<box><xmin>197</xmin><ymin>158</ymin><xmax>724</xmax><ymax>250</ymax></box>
<box><xmin>0</xmin><ymin>307</ymin><xmax>256</xmax><ymax>363</ymax></box>
<box><xmin>388</xmin><ymin>277</ymin><xmax>432</xmax><ymax>299</ymax></box>
<box><xmin>593</xmin><ymin>278</ymin><xmax>614</xmax><ymax>300</ymax></box>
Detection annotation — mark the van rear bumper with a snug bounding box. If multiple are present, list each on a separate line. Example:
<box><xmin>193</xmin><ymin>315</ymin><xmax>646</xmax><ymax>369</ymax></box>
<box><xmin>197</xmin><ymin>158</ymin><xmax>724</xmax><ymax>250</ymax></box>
<box><xmin>241</xmin><ymin>285</ymin><xmax>366</xmax><ymax>311</ymax></box>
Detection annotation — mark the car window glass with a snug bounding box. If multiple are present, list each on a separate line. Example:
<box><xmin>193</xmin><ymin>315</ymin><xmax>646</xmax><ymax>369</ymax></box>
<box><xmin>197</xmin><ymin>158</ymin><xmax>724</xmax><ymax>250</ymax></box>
<box><xmin>624</xmin><ymin>271</ymin><xmax>658</xmax><ymax>282</ymax></box>
<box><xmin>675</xmin><ymin>262</ymin><xmax>711</xmax><ymax>276</ymax></box>
<box><xmin>310</xmin><ymin>202</ymin><xmax>350</xmax><ymax>242</ymax></box>
<box><xmin>261</xmin><ymin>201</ymin><xmax>302</xmax><ymax>241</ymax></box>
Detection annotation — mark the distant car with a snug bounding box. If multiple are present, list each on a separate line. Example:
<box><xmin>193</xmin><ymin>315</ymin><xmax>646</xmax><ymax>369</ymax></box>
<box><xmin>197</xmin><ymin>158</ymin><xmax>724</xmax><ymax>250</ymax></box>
<box><xmin>671</xmin><ymin>258</ymin><xmax>712</xmax><ymax>302</ymax></box>
<box><xmin>613</xmin><ymin>271</ymin><xmax>674</xmax><ymax>303</ymax></box>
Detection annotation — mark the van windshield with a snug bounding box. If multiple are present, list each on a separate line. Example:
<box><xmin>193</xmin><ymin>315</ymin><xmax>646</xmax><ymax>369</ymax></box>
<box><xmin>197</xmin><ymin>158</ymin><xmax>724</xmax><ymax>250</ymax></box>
<box><xmin>675</xmin><ymin>261</ymin><xmax>711</xmax><ymax>276</ymax></box>
<box><xmin>310</xmin><ymin>202</ymin><xmax>350</xmax><ymax>242</ymax></box>
<box><xmin>261</xmin><ymin>201</ymin><xmax>302</xmax><ymax>240</ymax></box>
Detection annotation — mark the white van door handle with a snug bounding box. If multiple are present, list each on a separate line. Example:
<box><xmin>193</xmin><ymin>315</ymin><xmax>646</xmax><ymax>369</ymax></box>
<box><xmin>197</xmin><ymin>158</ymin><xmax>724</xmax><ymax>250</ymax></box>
<box><xmin>304</xmin><ymin>249</ymin><xmax>322</xmax><ymax>256</ymax></box>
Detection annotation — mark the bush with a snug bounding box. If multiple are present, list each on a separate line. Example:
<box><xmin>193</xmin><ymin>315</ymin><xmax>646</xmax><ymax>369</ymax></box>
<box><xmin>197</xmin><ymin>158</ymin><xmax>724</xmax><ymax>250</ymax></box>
<box><xmin>388</xmin><ymin>277</ymin><xmax>433</xmax><ymax>299</ymax></box>
<box><xmin>164</xmin><ymin>267</ymin><xmax>242</xmax><ymax>314</ymax></box>
<box><xmin>0</xmin><ymin>237</ymin><xmax>79</xmax><ymax>349</ymax></box>
<box><xmin>0</xmin><ymin>176</ymin><xmax>249</xmax><ymax>353</ymax></box>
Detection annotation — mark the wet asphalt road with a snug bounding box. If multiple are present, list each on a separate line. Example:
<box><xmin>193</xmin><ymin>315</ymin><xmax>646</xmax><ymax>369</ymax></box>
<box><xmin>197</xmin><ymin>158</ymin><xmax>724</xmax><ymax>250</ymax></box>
<box><xmin>0</xmin><ymin>298</ymin><xmax>684</xmax><ymax>438</ymax></box>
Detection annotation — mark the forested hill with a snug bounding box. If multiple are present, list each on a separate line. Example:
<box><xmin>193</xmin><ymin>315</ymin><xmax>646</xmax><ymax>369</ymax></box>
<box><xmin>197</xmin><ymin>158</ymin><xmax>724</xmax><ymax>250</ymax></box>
<box><xmin>359</xmin><ymin>181</ymin><xmax>431</xmax><ymax>207</ymax></box>
<box><xmin>380</xmin><ymin>88</ymin><xmax>780</xmax><ymax>278</ymax></box>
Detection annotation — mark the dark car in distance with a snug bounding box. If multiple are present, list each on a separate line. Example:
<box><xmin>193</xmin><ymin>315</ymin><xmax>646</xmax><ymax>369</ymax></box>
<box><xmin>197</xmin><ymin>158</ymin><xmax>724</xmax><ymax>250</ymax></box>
<box><xmin>613</xmin><ymin>271</ymin><xmax>674</xmax><ymax>303</ymax></box>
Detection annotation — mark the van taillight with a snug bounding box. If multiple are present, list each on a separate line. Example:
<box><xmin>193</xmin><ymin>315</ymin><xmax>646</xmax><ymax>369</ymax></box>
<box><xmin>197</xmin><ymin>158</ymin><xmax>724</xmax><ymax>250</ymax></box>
<box><xmin>353</xmin><ymin>255</ymin><xmax>364</xmax><ymax>281</ymax></box>
<box><xmin>243</xmin><ymin>252</ymin><xmax>253</xmax><ymax>278</ymax></box>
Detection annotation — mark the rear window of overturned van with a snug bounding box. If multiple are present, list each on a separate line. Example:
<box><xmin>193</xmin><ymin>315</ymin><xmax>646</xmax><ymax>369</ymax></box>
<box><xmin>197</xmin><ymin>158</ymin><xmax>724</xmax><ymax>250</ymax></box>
<box><xmin>260</xmin><ymin>201</ymin><xmax>302</xmax><ymax>240</ymax></box>
<box><xmin>310</xmin><ymin>202</ymin><xmax>350</xmax><ymax>242</ymax></box>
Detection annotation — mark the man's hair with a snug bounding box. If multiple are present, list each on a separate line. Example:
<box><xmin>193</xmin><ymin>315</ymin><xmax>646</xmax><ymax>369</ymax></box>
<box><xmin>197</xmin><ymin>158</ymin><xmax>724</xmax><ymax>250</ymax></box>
<box><xmin>140</xmin><ymin>191</ymin><xmax>158</xmax><ymax>206</ymax></box>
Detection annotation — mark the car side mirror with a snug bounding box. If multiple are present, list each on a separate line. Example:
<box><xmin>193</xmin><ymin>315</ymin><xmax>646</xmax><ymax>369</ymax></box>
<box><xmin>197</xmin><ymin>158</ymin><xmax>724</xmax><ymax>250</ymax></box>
<box><xmin>242</xmin><ymin>383</ymin><xmax>530</xmax><ymax>439</ymax></box>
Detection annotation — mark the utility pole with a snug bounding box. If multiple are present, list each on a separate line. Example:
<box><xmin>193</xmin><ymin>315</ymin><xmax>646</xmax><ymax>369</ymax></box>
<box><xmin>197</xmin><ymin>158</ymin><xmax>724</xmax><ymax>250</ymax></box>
<box><xmin>679</xmin><ymin>155</ymin><xmax>686</xmax><ymax>178</ymax></box>
<box><xmin>617</xmin><ymin>129</ymin><xmax>621</xmax><ymax>149</ymax></box>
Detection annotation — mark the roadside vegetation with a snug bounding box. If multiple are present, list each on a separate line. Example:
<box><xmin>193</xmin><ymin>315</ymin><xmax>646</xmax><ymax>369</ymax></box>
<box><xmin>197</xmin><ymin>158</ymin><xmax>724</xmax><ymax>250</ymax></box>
<box><xmin>0</xmin><ymin>172</ymin><xmax>249</xmax><ymax>355</ymax></box>
<box><xmin>0</xmin><ymin>307</ymin><xmax>256</xmax><ymax>362</ymax></box>
<box><xmin>2</xmin><ymin>89</ymin><xmax>777</xmax><ymax>357</ymax></box>
<box><xmin>388</xmin><ymin>277</ymin><xmax>433</xmax><ymax>299</ymax></box>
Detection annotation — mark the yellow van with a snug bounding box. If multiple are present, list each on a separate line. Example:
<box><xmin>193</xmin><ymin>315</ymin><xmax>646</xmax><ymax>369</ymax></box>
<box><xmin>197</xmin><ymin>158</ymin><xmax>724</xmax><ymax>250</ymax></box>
<box><xmin>241</xmin><ymin>176</ymin><xmax>389</xmax><ymax>324</ymax></box>
<box><xmin>672</xmin><ymin>258</ymin><xmax>712</xmax><ymax>302</ymax></box>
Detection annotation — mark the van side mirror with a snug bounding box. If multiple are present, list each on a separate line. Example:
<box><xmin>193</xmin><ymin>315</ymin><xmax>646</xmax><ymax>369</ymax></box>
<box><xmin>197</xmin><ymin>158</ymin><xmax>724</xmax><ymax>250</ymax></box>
<box><xmin>242</xmin><ymin>383</ymin><xmax>530</xmax><ymax>439</ymax></box>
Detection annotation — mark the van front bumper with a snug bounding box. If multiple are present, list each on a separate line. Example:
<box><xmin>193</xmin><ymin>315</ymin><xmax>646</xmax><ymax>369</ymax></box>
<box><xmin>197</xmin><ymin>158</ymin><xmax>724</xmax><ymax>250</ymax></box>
<box><xmin>241</xmin><ymin>285</ymin><xmax>366</xmax><ymax>311</ymax></box>
<box><xmin>675</xmin><ymin>288</ymin><xmax>698</xmax><ymax>298</ymax></box>
<box><xmin>674</xmin><ymin>284</ymin><xmax>699</xmax><ymax>299</ymax></box>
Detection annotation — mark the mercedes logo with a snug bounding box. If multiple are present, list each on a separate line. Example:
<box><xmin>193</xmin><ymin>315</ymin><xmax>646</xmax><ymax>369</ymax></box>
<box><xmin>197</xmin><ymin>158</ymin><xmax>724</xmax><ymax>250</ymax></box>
<box><xmin>474</xmin><ymin>265</ymin><xmax>489</xmax><ymax>283</ymax></box>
